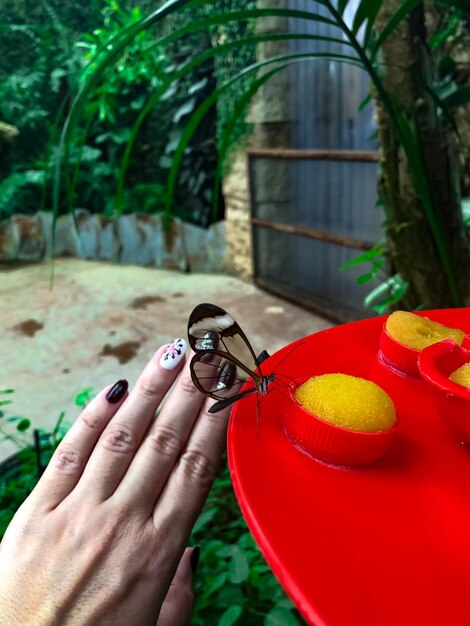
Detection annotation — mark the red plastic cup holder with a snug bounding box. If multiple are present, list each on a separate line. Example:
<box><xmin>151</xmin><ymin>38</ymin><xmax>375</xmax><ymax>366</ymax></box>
<box><xmin>378</xmin><ymin>325</ymin><xmax>421</xmax><ymax>376</ymax></box>
<box><xmin>418</xmin><ymin>336</ymin><xmax>470</xmax><ymax>443</ymax></box>
<box><xmin>282</xmin><ymin>377</ymin><xmax>397</xmax><ymax>468</ymax></box>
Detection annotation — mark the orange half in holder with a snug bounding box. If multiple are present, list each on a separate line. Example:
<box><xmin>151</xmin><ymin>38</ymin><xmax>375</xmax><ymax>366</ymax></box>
<box><xmin>283</xmin><ymin>377</ymin><xmax>397</xmax><ymax>468</ymax></box>
<box><xmin>418</xmin><ymin>335</ymin><xmax>470</xmax><ymax>443</ymax></box>
<box><xmin>378</xmin><ymin>325</ymin><xmax>421</xmax><ymax>377</ymax></box>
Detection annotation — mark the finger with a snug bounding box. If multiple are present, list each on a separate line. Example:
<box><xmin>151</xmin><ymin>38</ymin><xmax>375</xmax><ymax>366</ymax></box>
<box><xmin>113</xmin><ymin>351</ymin><xmax>212</xmax><ymax>513</ymax></box>
<box><xmin>152</xmin><ymin>397</ymin><xmax>230</xmax><ymax>536</ymax></box>
<box><xmin>24</xmin><ymin>380</ymin><xmax>129</xmax><ymax>512</ymax></box>
<box><xmin>156</xmin><ymin>548</ymin><xmax>196</xmax><ymax>626</ymax></box>
<box><xmin>75</xmin><ymin>339</ymin><xmax>187</xmax><ymax>502</ymax></box>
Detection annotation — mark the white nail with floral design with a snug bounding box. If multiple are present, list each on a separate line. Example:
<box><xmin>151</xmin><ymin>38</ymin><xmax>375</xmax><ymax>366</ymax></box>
<box><xmin>160</xmin><ymin>338</ymin><xmax>187</xmax><ymax>370</ymax></box>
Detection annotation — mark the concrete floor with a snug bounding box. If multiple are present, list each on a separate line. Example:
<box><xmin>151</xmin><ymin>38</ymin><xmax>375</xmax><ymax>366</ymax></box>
<box><xmin>0</xmin><ymin>259</ymin><xmax>332</xmax><ymax>461</ymax></box>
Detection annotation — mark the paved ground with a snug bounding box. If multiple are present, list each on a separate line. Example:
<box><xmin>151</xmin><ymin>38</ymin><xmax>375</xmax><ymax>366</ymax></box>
<box><xmin>0</xmin><ymin>259</ymin><xmax>332</xmax><ymax>461</ymax></box>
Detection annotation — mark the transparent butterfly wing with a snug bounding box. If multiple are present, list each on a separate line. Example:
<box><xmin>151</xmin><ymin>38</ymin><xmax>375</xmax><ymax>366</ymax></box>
<box><xmin>190</xmin><ymin>351</ymin><xmax>256</xmax><ymax>401</ymax></box>
<box><xmin>187</xmin><ymin>303</ymin><xmax>261</xmax><ymax>401</ymax></box>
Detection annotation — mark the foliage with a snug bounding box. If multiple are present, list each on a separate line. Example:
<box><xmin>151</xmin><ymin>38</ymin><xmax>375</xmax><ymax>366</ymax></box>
<box><xmin>0</xmin><ymin>171</ymin><xmax>46</xmax><ymax>220</ymax></box>
<box><xmin>0</xmin><ymin>0</ymin><xmax>87</xmax><ymax>217</ymax></box>
<box><xmin>69</xmin><ymin>0</ymin><xmax>171</xmax><ymax>217</ymax></box>
<box><xmin>0</xmin><ymin>387</ymin><xmax>302</xmax><ymax>624</ymax></box>
<box><xmin>52</xmin><ymin>0</ymin><xmax>469</xmax><ymax>301</ymax></box>
<box><xmin>190</xmin><ymin>460</ymin><xmax>303</xmax><ymax>625</ymax></box>
<box><xmin>0</xmin><ymin>0</ymin><xmax>256</xmax><ymax>227</ymax></box>
<box><xmin>0</xmin><ymin>388</ymin><xmax>69</xmax><ymax>537</ymax></box>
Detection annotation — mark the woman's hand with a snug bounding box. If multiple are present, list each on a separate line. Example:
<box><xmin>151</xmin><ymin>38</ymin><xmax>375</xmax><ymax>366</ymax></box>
<box><xmin>0</xmin><ymin>338</ymin><xmax>230</xmax><ymax>625</ymax></box>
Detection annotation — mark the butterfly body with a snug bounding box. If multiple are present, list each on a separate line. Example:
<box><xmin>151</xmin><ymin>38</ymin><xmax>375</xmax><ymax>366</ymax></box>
<box><xmin>187</xmin><ymin>303</ymin><xmax>275</xmax><ymax>413</ymax></box>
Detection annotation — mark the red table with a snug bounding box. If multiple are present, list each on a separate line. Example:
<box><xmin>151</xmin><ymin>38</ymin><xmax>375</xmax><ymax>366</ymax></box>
<box><xmin>228</xmin><ymin>309</ymin><xmax>470</xmax><ymax>626</ymax></box>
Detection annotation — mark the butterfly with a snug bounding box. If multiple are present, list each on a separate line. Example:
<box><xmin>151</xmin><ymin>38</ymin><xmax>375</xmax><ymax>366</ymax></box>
<box><xmin>187</xmin><ymin>302</ymin><xmax>295</xmax><ymax>414</ymax></box>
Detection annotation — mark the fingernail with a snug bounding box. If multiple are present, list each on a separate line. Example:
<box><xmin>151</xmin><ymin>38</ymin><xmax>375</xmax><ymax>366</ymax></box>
<box><xmin>160</xmin><ymin>338</ymin><xmax>187</xmax><ymax>370</ymax></box>
<box><xmin>190</xmin><ymin>546</ymin><xmax>200</xmax><ymax>574</ymax></box>
<box><xmin>106</xmin><ymin>379</ymin><xmax>128</xmax><ymax>403</ymax></box>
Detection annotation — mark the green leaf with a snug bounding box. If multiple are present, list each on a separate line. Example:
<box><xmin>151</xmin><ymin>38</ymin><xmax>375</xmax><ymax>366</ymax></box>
<box><xmin>228</xmin><ymin>546</ymin><xmax>249</xmax><ymax>584</ymax></box>
<box><xmin>74</xmin><ymin>387</ymin><xmax>94</xmax><ymax>408</ymax></box>
<box><xmin>363</xmin><ymin>274</ymin><xmax>409</xmax><ymax>312</ymax></box>
<box><xmin>352</xmin><ymin>0</ymin><xmax>373</xmax><ymax>36</ymax></box>
<box><xmin>359</xmin><ymin>0</ymin><xmax>385</xmax><ymax>46</ymax></box>
<box><xmin>273</xmin><ymin>597</ymin><xmax>295</xmax><ymax>610</ymax></box>
<box><xmin>188</xmin><ymin>77</ymin><xmax>208</xmax><ymax>95</ymax></box>
<box><xmin>205</xmin><ymin>572</ymin><xmax>228</xmax><ymax>598</ymax></box>
<box><xmin>192</xmin><ymin>507</ymin><xmax>217</xmax><ymax>534</ymax></box>
<box><xmin>429</xmin><ymin>11</ymin><xmax>461</xmax><ymax>49</ymax></box>
<box><xmin>0</xmin><ymin>170</ymin><xmax>46</xmax><ymax>213</ymax></box>
<box><xmin>444</xmin><ymin>86</ymin><xmax>470</xmax><ymax>109</ymax></box>
<box><xmin>340</xmin><ymin>245</ymin><xmax>385</xmax><ymax>270</ymax></box>
<box><xmin>358</xmin><ymin>92</ymin><xmax>372</xmax><ymax>112</ymax></box>
<box><xmin>130</xmin><ymin>94</ymin><xmax>146</xmax><ymax>110</ymax></box>
<box><xmin>264</xmin><ymin>606</ymin><xmax>301</xmax><ymax>626</ymax></box>
<box><xmin>356</xmin><ymin>272</ymin><xmax>374</xmax><ymax>285</ymax></box>
<box><xmin>16</xmin><ymin>419</ymin><xmax>31</xmax><ymax>432</ymax></box>
<box><xmin>172</xmin><ymin>97</ymin><xmax>196</xmax><ymax>124</ymax></box>
<box><xmin>0</xmin><ymin>389</ymin><xmax>14</xmax><ymax>395</ymax></box>
<box><xmin>218</xmin><ymin>605</ymin><xmax>242</xmax><ymax>626</ymax></box>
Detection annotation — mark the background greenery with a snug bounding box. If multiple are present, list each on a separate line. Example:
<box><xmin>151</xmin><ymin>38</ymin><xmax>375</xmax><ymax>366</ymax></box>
<box><xmin>0</xmin><ymin>0</ymin><xmax>255</xmax><ymax>226</ymax></box>
<box><xmin>2</xmin><ymin>0</ymin><xmax>469</xmax><ymax>310</ymax></box>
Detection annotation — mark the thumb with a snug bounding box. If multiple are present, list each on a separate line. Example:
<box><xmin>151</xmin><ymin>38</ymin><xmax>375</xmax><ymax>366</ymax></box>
<box><xmin>156</xmin><ymin>547</ymin><xmax>199</xmax><ymax>626</ymax></box>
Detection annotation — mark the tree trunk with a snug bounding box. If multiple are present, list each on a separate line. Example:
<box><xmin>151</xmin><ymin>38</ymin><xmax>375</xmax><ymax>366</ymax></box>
<box><xmin>375</xmin><ymin>0</ymin><xmax>470</xmax><ymax>309</ymax></box>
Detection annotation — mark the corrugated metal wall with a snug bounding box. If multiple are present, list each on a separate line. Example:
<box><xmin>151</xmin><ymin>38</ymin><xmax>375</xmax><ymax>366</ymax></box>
<box><xmin>251</xmin><ymin>0</ymin><xmax>386</xmax><ymax>321</ymax></box>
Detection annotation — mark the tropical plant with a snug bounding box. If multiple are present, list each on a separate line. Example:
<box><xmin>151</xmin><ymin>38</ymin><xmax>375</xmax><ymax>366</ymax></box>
<box><xmin>53</xmin><ymin>0</ymin><xmax>470</xmax><ymax>310</ymax></box>
<box><xmin>1</xmin><ymin>0</ymin><xmax>252</xmax><ymax>226</ymax></box>
<box><xmin>0</xmin><ymin>389</ymin><xmax>69</xmax><ymax>537</ymax></box>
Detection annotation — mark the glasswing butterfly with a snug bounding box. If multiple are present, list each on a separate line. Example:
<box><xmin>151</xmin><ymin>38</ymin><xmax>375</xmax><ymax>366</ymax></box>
<box><xmin>188</xmin><ymin>302</ymin><xmax>295</xmax><ymax>414</ymax></box>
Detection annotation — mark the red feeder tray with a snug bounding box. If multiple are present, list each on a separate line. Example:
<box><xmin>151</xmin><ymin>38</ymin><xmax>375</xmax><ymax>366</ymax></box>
<box><xmin>228</xmin><ymin>308</ymin><xmax>470</xmax><ymax>626</ymax></box>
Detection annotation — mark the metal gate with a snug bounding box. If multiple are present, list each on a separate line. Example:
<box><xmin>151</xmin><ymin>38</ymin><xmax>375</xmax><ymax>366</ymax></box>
<box><xmin>250</xmin><ymin>0</ymin><xmax>386</xmax><ymax>322</ymax></box>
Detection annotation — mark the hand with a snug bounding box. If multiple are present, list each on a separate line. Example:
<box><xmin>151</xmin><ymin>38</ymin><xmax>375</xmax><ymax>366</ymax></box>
<box><xmin>0</xmin><ymin>338</ymin><xmax>230</xmax><ymax>625</ymax></box>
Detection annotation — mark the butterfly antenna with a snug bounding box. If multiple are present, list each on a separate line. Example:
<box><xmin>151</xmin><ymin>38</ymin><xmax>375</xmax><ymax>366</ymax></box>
<box><xmin>275</xmin><ymin>372</ymin><xmax>298</xmax><ymax>388</ymax></box>
<box><xmin>274</xmin><ymin>341</ymin><xmax>305</xmax><ymax>371</ymax></box>
<box><xmin>270</xmin><ymin>384</ymin><xmax>294</xmax><ymax>404</ymax></box>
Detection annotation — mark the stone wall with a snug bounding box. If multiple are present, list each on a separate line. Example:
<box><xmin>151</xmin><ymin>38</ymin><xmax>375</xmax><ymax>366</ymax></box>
<box><xmin>222</xmin><ymin>0</ymin><xmax>291</xmax><ymax>280</ymax></box>
<box><xmin>0</xmin><ymin>210</ymin><xmax>228</xmax><ymax>273</ymax></box>
<box><xmin>223</xmin><ymin>152</ymin><xmax>253</xmax><ymax>278</ymax></box>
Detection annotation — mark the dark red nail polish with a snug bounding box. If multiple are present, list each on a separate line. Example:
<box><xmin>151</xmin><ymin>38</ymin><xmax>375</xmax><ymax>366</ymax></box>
<box><xmin>190</xmin><ymin>546</ymin><xmax>200</xmax><ymax>574</ymax></box>
<box><xmin>106</xmin><ymin>379</ymin><xmax>128</xmax><ymax>404</ymax></box>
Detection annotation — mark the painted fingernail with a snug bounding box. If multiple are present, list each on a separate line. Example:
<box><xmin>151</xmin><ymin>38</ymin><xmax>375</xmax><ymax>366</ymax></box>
<box><xmin>106</xmin><ymin>379</ymin><xmax>128</xmax><ymax>403</ymax></box>
<box><xmin>190</xmin><ymin>546</ymin><xmax>200</xmax><ymax>574</ymax></box>
<box><xmin>160</xmin><ymin>338</ymin><xmax>187</xmax><ymax>370</ymax></box>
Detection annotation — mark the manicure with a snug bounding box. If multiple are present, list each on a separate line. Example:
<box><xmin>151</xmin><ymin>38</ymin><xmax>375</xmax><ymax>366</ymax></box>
<box><xmin>160</xmin><ymin>338</ymin><xmax>187</xmax><ymax>370</ymax></box>
<box><xmin>106</xmin><ymin>379</ymin><xmax>128</xmax><ymax>404</ymax></box>
<box><xmin>190</xmin><ymin>546</ymin><xmax>200</xmax><ymax>574</ymax></box>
